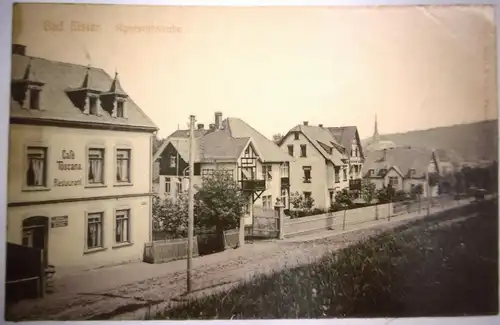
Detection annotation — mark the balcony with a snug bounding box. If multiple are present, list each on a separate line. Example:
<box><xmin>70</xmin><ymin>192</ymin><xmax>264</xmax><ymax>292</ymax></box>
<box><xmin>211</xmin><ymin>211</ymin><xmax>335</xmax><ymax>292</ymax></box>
<box><xmin>281</xmin><ymin>177</ymin><xmax>290</xmax><ymax>188</ymax></box>
<box><xmin>241</xmin><ymin>179</ymin><xmax>266</xmax><ymax>192</ymax></box>
<box><xmin>349</xmin><ymin>179</ymin><xmax>362</xmax><ymax>191</ymax></box>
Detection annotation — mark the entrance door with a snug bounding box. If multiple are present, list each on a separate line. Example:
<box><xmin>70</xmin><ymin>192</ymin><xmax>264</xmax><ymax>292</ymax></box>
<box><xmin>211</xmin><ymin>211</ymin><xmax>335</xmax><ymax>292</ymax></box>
<box><xmin>22</xmin><ymin>216</ymin><xmax>49</xmax><ymax>268</ymax></box>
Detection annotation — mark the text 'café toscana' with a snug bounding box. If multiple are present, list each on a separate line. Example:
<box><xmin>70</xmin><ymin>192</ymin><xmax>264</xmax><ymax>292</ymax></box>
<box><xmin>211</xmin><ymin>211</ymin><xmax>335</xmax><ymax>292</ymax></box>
<box><xmin>7</xmin><ymin>44</ymin><xmax>158</xmax><ymax>273</ymax></box>
<box><xmin>53</xmin><ymin>150</ymin><xmax>84</xmax><ymax>187</ymax></box>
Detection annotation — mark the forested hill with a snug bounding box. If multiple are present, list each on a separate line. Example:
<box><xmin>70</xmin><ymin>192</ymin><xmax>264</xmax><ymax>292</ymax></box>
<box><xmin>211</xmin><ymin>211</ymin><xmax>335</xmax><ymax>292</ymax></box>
<box><xmin>362</xmin><ymin>119</ymin><xmax>498</xmax><ymax>162</ymax></box>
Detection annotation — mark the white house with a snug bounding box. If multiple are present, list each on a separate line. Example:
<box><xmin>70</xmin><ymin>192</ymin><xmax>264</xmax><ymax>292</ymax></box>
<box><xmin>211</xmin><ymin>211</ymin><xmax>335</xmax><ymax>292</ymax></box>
<box><xmin>362</xmin><ymin>146</ymin><xmax>440</xmax><ymax>197</ymax></box>
<box><xmin>278</xmin><ymin>121</ymin><xmax>364</xmax><ymax>210</ymax></box>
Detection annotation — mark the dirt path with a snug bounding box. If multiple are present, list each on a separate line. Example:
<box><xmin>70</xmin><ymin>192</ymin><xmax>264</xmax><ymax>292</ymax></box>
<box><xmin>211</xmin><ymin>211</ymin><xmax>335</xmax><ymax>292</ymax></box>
<box><xmin>5</xmin><ymin>202</ymin><xmax>480</xmax><ymax>321</ymax></box>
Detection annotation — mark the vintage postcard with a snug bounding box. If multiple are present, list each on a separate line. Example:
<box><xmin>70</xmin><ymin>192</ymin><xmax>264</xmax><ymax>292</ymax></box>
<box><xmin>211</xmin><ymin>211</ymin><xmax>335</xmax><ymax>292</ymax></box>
<box><xmin>4</xmin><ymin>2</ymin><xmax>499</xmax><ymax>321</ymax></box>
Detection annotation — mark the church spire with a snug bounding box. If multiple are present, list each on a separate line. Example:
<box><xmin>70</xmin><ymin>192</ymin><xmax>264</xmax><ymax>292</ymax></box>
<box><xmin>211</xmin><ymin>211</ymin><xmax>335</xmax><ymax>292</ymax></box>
<box><xmin>373</xmin><ymin>114</ymin><xmax>379</xmax><ymax>139</ymax></box>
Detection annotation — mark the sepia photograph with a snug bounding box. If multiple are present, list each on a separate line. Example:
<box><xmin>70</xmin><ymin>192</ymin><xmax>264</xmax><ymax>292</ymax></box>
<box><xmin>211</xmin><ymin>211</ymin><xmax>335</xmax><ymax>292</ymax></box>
<box><xmin>3</xmin><ymin>2</ymin><xmax>499</xmax><ymax>321</ymax></box>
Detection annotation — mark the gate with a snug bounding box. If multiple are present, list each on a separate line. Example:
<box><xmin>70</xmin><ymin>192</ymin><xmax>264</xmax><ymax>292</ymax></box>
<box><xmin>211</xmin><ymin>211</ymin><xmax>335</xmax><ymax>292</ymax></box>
<box><xmin>251</xmin><ymin>205</ymin><xmax>279</xmax><ymax>238</ymax></box>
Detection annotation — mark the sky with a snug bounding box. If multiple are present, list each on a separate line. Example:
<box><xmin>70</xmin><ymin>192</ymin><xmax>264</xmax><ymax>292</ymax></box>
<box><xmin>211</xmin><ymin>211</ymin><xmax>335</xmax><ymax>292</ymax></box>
<box><xmin>12</xmin><ymin>4</ymin><xmax>498</xmax><ymax>139</ymax></box>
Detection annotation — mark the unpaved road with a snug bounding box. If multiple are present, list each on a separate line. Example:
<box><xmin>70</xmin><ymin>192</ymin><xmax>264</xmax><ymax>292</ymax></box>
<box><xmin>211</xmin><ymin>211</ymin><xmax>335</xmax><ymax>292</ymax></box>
<box><xmin>5</xmin><ymin>204</ymin><xmax>477</xmax><ymax>321</ymax></box>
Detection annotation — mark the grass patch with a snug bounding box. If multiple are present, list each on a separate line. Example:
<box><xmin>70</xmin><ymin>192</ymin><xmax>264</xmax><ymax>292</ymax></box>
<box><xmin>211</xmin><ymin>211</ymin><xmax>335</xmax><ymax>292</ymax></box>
<box><xmin>148</xmin><ymin>201</ymin><xmax>498</xmax><ymax>319</ymax></box>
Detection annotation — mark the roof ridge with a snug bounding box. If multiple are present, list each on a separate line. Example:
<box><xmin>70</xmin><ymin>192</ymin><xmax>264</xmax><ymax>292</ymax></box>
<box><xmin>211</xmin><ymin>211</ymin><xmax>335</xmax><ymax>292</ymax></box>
<box><xmin>18</xmin><ymin>54</ymin><xmax>109</xmax><ymax>74</ymax></box>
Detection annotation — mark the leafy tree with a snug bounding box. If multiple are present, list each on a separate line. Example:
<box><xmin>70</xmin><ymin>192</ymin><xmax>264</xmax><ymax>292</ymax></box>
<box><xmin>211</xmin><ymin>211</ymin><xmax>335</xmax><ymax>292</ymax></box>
<box><xmin>272</xmin><ymin>133</ymin><xmax>284</xmax><ymax>144</ymax></box>
<box><xmin>152</xmin><ymin>194</ymin><xmax>189</xmax><ymax>239</ymax></box>
<box><xmin>376</xmin><ymin>185</ymin><xmax>396</xmax><ymax>204</ymax></box>
<box><xmin>290</xmin><ymin>191</ymin><xmax>304</xmax><ymax>210</ymax></box>
<box><xmin>290</xmin><ymin>191</ymin><xmax>315</xmax><ymax>210</ymax></box>
<box><xmin>195</xmin><ymin>169</ymin><xmax>248</xmax><ymax>233</ymax></box>
<box><xmin>394</xmin><ymin>190</ymin><xmax>409</xmax><ymax>202</ymax></box>
<box><xmin>360</xmin><ymin>181</ymin><xmax>377</xmax><ymax>204</ymax></box>
<box><xmin>334</xmin><ymin>188</ymin><xmax>354</xmax><ymax>208</ymax></box>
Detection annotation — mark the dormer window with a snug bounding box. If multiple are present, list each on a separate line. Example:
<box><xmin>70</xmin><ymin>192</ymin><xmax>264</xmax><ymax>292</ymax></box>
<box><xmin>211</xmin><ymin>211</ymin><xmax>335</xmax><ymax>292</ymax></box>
<box><xmin>368</xmin><ymin>169</ymin><xmax>374</xmax><ymax>176</ymax></box>
<box><xmin>116</xmin><ymin>100</ymin><xmax>125</xmax><ymax>117</ymax></box>
<box><xmin>89</xmin><ymin>96</ymin><xmax>98</xmax><ymax>115</ymax></box>
<box><xmin>29</xmin><ymin>89</ymin><xmax>40</xmax><ymax>110</ymax></box>
<box><xmin>409</xmin><ymin>168</ymin><xmax>416</xmax><ymax>177</ymax></box>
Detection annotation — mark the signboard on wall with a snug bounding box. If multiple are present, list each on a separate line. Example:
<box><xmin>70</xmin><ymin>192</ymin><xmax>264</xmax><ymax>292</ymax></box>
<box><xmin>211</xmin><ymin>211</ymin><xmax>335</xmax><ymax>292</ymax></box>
<box><xmin>51</xmin><ymin>216</ymin><xmax>68</xmax><ymax>228</ymax></box>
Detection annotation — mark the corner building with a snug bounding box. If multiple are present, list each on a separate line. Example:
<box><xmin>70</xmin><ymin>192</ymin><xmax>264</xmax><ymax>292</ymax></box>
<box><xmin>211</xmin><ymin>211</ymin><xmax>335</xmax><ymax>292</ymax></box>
<box><xmin>7</xmin><ymin>44</ymin><xmax>158</xmax><ymax>274</ymax></box>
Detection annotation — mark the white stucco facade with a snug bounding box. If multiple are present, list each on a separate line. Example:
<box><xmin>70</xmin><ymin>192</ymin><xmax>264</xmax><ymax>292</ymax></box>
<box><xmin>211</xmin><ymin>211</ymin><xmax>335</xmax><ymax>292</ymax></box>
<box><xmin>7</xmin><ymin>124</ymin><xmax>154</xmax><ymax>274</ymax></box>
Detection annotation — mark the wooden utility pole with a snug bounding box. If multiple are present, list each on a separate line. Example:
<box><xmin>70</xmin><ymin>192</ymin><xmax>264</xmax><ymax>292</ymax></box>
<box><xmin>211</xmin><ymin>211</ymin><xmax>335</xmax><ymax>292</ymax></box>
<box><xmin>187</xmin><ymin>115</ymin><xmax>196</xmax><ymax>293</ymax></box>
<box><xmin>426</xmin><ymin>171</ymin><xmax>430</xmax><ymax>216</ymax></box>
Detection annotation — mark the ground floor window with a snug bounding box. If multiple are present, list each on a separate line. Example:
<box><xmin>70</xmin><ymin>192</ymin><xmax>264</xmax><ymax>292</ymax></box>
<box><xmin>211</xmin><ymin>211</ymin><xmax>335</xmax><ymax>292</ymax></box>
<box><xmin>281</xmin><ymin>189</ymin><xmax>288</xmax><ymax>208</ymax></box>
<box><xmin>87</xmin><ymin>212</ymin><xmax>104</xmax><ymax>250</ymax></box>
<box><xmin>115</xmin><ymin>209</ymin><xmax>130</xmax><ymax>244</ymax></box>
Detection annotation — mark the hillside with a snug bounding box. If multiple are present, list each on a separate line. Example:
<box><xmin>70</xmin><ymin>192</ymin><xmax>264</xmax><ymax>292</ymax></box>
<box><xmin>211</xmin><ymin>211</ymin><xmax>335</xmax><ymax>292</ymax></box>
<box><xmin>362</xmin><ymin>120</ymin><xmax>498</xmax><ymax>162</ymax></box>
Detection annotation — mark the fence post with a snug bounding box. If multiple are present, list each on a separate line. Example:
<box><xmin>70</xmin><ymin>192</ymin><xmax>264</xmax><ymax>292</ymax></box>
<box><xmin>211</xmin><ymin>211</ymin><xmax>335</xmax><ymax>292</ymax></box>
<box><xmin>39</xmin><ymin>249</ymin><xmax>45</xmax><ymax>298</ymax></box>
<box><xmin>342</xmin><ymin>209</ymin><xmax>347</xmax><ymax>230</ymax></box>
<box><xmin>275</xmin><ymin>199</ymin><xmax>285</xmax><ymax>240</ymax></box>
<box><xmin>239</xmin><ymin>216</ymin><xmax>245</xmax><ymax>247</ymax></box>
<box><xmin>375</xmin><ymin>204</ymin><xmax>379</xmax><ymax>220</ymax></box>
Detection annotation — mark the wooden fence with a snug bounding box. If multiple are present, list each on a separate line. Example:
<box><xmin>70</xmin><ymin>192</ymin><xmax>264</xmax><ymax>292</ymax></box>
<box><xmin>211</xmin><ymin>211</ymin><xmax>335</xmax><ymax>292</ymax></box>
<box><xmin>145</xmin><ymin>228</ymin><xmax>241</xmax><ymax>263</ymax></box>
<box><xmin>144</xmin><ymin>237</ymin><xmax>200</xmax><ymax>264</ymax></box>
<box><xmin>5</xmin><ymin>243</ymin><xmax>45</xmax><ymax>304</ymax></box>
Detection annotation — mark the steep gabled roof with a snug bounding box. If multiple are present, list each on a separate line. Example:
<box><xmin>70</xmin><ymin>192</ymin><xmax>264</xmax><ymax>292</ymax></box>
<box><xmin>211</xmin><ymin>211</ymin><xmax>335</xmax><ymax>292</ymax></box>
<box><xmin>219</xmin><ymin>117</ymin><xmax>291</xmax><ymax>163</ymax></box>
<box><xmin>328</xmin><ymin>126</ymin><xmax>363</xmax><ymax>158</ymax></box>
<box><xmin>10</xmin><ymin>54</ymin><xmax>157</xmax><ymax>131</ymax></box>
<box><xmin>168</xmin><ymin>128</ymin><xmax>210</xmax><ymax>139</ymax></box>
<box><xmin>362</xmin><ymin>146</ymin><xmax>437</xmax><ymax>179</ymax></box>
<box><xmin>199</xmin><ymin>131</ymin><xmax>250</xmax><ymax>161</ymax></box>
<box><xmin>286</xmin><ymin>125</ymin><xmax>346</xmax><ymax>166</ymax></box>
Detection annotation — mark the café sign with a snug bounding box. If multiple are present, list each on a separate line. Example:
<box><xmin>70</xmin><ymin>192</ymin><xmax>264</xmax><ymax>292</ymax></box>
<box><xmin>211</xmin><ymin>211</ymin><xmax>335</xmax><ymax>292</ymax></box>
<box><xmin>54</xmin><ymin>149</ymin><xmax>83</xmax><ymax>187</ymax></box>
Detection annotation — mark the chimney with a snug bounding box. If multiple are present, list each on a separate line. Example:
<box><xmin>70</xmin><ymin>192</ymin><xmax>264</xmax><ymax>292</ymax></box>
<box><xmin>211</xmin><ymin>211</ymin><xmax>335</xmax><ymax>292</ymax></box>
<box><xmin>209</xmin><ymin>123</ymin><xmax>216</xmax><ymax>131</ymax></box>
<box><xmin>303</xmin><ymin>121</ymin><xmax>309</xmax><ymax>126</ymax></box>
<box><xmin>383</xmin><ymin>148</ymin><xmax>387</xmax><ymax>160</ymax></box>
<box><xmin>197</xmin><ymin>123</ymin><xmax>204</xmax><ymax>130</ymax></box>
<box><xmin>12</xmin><ymin>44</ymin><xmax>26</xmax><ymax>56</ymax></box>
<box><xmin>318</xmin><ymin>124</ymin><xmax>323</xmax><ymax>128</ymax></box>
<box><xmin>215</xmin><ymin>112</ymin><xmax>222</xmax><ymax>129</ymax></box>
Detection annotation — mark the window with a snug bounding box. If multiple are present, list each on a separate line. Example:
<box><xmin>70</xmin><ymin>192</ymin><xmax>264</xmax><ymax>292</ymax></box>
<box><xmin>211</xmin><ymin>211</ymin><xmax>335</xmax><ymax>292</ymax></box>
<box><xmin>115</xmin><ymin>209</ymin><xmax>130</xmax><ymax>244</ymax></box>
<box><xmin>294</xmin><ymin>132</ymin><xmax>299</xmax><ymax>140</ymax></box>
<box><xmin>303</xmin><ymin>166</ymin><xmax>311</xmax><ymax>183</ymax></box>
<box><xmin>280</xmin><ymin>164</ymin><xmax>289</xmax><ymax>178</ymax></box>
<box><xmin>334</xmin><ymin>167</ymin><xmax>340</xmax><ymax>183</ymax></box>
<box><xmin>304</xmin><ymin>191</ymin><xmax>312</xmax><ymax>199</ymax></box>
<box><xmin>329</xmin><ymin>191</ymin><xmax>334</xmax><ymax>202</ymax></box>
<box><xmin>262</xmin><ymin>165</ymin><xmax>272</xmax><ymax>182</ymax></box>
<box><xmin>116</xmin><ymin>101</ymin><xmax>125</xmax><ymax>117</ymax></box>
<box><xmin>389</xmin><ymin>176</ymin><xmax>399</xmax><ymax>186</ymax></box>
<box><xmin>343</xmin><ymin>167</ymin><xmax>347</xmax><ymax>181</ymax></box>
<box><xmin>116</xmin><ymin>149</ymin><xmax>131</xmax><ymax>183</ymax></box>
<box><xmin>202</xmin><ymin>169</ymin><xmax>215</xmax><ymax>178</ymax></box>
<box><xmin>88</xmin><ymin>148</ymin><xmax>105</xmax><ymax>184</ymax></box>
<box><xmin>165</xmin><ymin>177</ymin><xmax>171</xmax><ymax>193</ymax></box>
<box><xmin>281</xmin><ymin>189</ymin><xmax>288</xmax><ymax>208</ymax></box>
<box><xmin>169</xmin><ymin>155</ymin><xmax>177</xmax><ymax>168</ymax></box>
<box><xmin>22</xmin><ymin>229</ymin><xmax>34</xmax><ymax>247</ymax></box>
<box><xmin>26</xmin><ymin>146</ymin><xmax>47</xmax><ymax>187</ymax></box>
<box><xmin>176</xmin><ymin>177</ymin><xmax>183</xmax><ymax>193</ymax></box>
<box><xmin>30</xmin><ymin>89</ymin><xmax>40</xmax><ymax>110</ymax></box>
<box><xmin>89</xmin><ymin>96</ymin><xmax>98</xmax><ymax>115</ymax></box>
<box><xmin>87</xmin><ymin>212</ymin><xmax>103</xmax><ymax>250</ymax></box>
<box><xmin>287</xmin><ymin>145</ymin><xmax>294</xmax><ymax>157</ymax></box>
<box><xmin>300</xmin><ymin>145</ymin><xmax>307</xmax><ymax>157</ymax></box>
<box><xmin>263</xmin><ymin>195</ymin><xmax>272</xmax><ymax>209</ymax></box>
